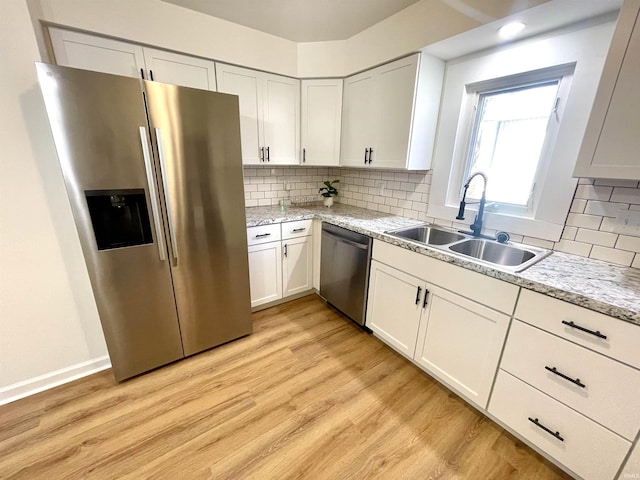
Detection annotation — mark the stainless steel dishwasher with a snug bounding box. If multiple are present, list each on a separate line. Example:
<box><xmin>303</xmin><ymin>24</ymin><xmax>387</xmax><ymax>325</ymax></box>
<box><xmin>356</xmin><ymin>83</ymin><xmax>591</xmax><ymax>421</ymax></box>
<box><xmin>320</xmin><ymin>223</ymin><xmax>373</xmax><ymax>327</ymax></box>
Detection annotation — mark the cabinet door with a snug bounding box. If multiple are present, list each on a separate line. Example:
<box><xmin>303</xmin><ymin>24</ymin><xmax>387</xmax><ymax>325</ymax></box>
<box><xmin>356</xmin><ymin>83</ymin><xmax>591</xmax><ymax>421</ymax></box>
<box><xmin>248</xmin><ymin>241</ymin><xmax>282</xmax><ymax>308</ymax></box>
<box><xmin>340</xmin><ymin>71</ymin><xmax>376</xmax><ymax>167</ymax></box>
<box><xmin>301</xmin><ymin>79</ymin><xmax>343</xmax><ymax>166</ymax></box>
<box><xmin>414</xmin><ymin>284</ymin><xmax>510</xmax><ymax>408</ymax></box>
<box><xmin>216</xmin><ymin>63</ymin><xmax>263</xmax><ymax>165</ymax></box>
<box><xmin>262</xmin><ymin>73</ymin><xmax>300</xmax><ymax>165</ymax></box>
<box><xmin>620</xmin><ymin>441</ymin><xmax>640</xmax><ymax>480</ymax></box>
<box><xmin>366</xmin><ymin>261</ymin><xmax>425</xmax><ymax>359</ymax></box>
<box><xmin>142</xmin><ymin>48</ymin><xmax>216</xmax><ymax>91</ymax></box>
<box><xmin>49</xmin><ymin>27</ymin><xmax>145</xmax><ymax>78</ymax></box>
<box><xmin>282</xmin><ymin>236</ymin><xmax>313</xmax><ymax>297</ymax></box>
<box><xmin>574</xmin><ymin>2</ymin><xmax>640</xmax><ymax>179</ymax></box>
<box><xmin>373</xmin><ymin>54</ymin><xmax>418</xmax><ymax>169</ymax></box>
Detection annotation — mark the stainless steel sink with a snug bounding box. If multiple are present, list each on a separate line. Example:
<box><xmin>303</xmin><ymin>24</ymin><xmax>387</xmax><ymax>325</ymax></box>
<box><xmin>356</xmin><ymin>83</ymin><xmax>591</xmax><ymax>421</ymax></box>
<box><xmin>386</xmin><ymin>223</ymin><xmax>550</xmax><ymax>272</ymax></box>
<box><xmin>448</xmin><ymin>239</ymin><xmax>549</xmax><ymax>272</ymax></box>
<box><xmin>388</xmin><ymin>225</ymin><xmax>467</xmax><ymax>245</ymax></box>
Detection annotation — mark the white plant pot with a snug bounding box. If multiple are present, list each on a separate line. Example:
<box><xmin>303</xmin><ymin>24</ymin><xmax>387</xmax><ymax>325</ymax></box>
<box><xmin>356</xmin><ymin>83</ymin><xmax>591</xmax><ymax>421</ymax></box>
<box><xmin>323</xmin><ymin>196</ymin><xmax>334</xmax><ymax>207</ymax></box>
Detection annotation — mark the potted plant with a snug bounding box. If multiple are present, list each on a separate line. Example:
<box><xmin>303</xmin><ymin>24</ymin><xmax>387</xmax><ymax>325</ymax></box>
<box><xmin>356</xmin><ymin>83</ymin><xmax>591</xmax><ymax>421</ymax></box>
<box><xmin>319</xmin><ymin>180</ymin><xmax>339</xmax><ymax>207</ymax></box>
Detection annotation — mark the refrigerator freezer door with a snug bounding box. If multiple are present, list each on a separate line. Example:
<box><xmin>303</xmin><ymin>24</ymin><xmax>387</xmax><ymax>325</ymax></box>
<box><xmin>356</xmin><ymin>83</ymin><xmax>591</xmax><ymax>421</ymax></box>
<box><xmin>144</xmin><ymin>81</ymin><xmax>252</xmax><ymax>356</ymax></box>
<box><xmin>36</xmin><ymin>64</ymin><xmax>184</xmax><ymax>381</ymax></box>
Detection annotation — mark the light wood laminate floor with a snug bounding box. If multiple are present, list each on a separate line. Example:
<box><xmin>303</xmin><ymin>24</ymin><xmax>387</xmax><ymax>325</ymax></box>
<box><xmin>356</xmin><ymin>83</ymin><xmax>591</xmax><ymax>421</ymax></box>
<box><xmin>0</xmin><ymin>295</ymin><xmax>571</xmax><ymax>479</ymax></box>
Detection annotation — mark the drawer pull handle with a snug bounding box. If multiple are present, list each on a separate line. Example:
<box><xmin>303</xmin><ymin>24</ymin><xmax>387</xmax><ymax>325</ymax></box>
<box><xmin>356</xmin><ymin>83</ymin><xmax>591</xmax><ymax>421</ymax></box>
<box><xmin>255</xmin><ymin>233</ymin><xmax>271</xmax><ymax>238</ymax></box>
<box><xmin>292</xmin><ymin>228</ymin><xmax>306</xmax><ymax>232</ymax></box>
<box><xmin>561</xmin><ymin>320</ymin><xmax>607</xmax><ymax>340</ymax></box>
<box><xmin>415</xmin><ymin>286</ymin><xmax>422</xmax><ymax>305</ymax></box>
<box><xmin>528</xmin><ymin>417</ymin><xmax>564</xmax><ymax>442</ymax></box>
<box><xmin>544</xmin><ymin>366</ymin><xmax>586</xmax><ymax>388</ymax></box>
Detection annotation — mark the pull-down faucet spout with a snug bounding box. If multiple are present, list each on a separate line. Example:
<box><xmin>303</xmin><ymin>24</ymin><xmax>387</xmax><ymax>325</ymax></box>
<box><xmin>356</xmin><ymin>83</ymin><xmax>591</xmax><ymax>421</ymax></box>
<box><xmin>456</xmin><ymin>172</ymin><xmax>488</xmax><ymax>237</ymax></box>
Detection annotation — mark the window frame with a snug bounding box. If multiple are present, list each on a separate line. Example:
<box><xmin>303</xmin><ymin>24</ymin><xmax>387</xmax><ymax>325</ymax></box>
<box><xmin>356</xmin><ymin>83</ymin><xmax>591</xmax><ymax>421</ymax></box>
<box><xmin>450</xmin><ymin>64</ymin><xmax>575</xmax><ymax>219</ymax></box>
<box><xmin>426</xmin><ymin>18</ymin><xmax>617</xmax><ymax>243</ymax></box>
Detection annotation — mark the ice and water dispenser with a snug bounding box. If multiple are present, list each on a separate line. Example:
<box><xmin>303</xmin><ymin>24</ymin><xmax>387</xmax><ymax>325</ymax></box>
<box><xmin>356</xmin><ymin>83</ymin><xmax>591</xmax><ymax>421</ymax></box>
<box><xmin>85</xmin><ymin>189</ymin><xmax>153</xmax><ymax>250</ymax></box>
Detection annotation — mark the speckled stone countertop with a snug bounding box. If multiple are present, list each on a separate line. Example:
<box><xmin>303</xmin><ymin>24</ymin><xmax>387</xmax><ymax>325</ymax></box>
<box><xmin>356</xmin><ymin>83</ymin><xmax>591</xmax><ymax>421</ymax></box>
<box><xmin>246</xmin><ymin>204</ymin><xmax>640</xmax><ymax>325</ymax></box>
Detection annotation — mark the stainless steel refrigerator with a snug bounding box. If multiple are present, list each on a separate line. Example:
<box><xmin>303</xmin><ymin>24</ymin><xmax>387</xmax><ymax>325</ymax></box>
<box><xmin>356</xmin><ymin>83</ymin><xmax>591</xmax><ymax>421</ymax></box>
<box><xmin>36</xmin><ymin>63</ymin><xmax>252</xmax><ymax>381</ymax></box>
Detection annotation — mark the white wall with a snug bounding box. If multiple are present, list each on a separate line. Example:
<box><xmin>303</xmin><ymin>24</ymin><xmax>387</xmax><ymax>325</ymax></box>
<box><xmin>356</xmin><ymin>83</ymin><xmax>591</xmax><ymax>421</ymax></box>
<box><xmin>36</xmin><ymin>0</ymin><xmax>299</xmax><ymax>76</ymax></box>
<box><xmin>0</xmin><ymin>0</ymin><xmax>108</xmax><ymax>402</ymax></box>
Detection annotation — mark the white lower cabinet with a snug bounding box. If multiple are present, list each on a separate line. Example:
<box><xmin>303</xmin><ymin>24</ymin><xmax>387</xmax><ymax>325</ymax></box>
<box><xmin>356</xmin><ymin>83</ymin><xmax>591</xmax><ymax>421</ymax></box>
<box><xmin>620</xmin><ymin>441</ymin><xmax>640</xmax><ymax>480</ymax></box>
<box><xmin>248</xmin><ymin>241</ymin><xmax>282</xmax><ymax>308</ymax></box>
<box><xmin>247</xmin><ymin>221</ymin><xmax>313</xmax><ymax>308</ymax></box>
<box><xmin>367</xmin><ymin>261</ymin><xmax>424</xmax><ymax>359</ymax></box>
<box><xmin>413</xmin><ymin>285</ymin><xmax>510</xmax><ymax>409</ymax></box>
<box><xmin>366</xmin><ymin>256</ymin><xmax>510</xmax><ymax>409</ymax></box>
<box><xmin>282</xmin><ymin>236</ymin><xmax>313</xmax><ymax>297</ymax></box>
<box><xmin>489</xmin><ymin>371</ymin><xmax>630</xmax><ymax>480</ymax></box>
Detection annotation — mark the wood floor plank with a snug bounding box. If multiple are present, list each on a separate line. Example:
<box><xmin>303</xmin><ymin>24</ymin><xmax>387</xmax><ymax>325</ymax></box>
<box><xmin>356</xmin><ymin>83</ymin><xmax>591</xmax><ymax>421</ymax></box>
<box><xmin>0</xmin><ymin>294</ymin><xmax>571</xmax><ymax>480</ymax></box>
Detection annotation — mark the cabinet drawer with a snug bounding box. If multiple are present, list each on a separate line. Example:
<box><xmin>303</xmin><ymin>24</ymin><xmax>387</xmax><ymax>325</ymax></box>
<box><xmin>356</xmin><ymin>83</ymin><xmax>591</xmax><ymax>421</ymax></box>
<box><xmin>502</xmin><ymin>320</ymin><xmax>640</xmax><ymax>440</ymax></box>
<box><xmin>281</xmin><ymin>219</ymin><xmax>313</xmax><ymax>240</ymax></box>
<box><xmin>247</xmin><ymin>224</ymin><xmax>281</xmax><ymax>246</ymax></box>
<box><xmin>515</xmin><ymin>289</ymin><xmax>640</xmax><ymax>369</ymax></box>
<box><xmin>489</xmin><ymin>371</ymin><xmax>630</xmax><ymax>480</ymax></box>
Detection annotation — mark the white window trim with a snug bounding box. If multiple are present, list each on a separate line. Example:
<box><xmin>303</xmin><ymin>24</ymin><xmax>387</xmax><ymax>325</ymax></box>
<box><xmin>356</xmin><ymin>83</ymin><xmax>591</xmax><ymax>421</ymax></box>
<box><xmin>427</xmin><ymin>20</ymin><xmax>616</xmax><ymax>242</ymax></box>
<box><xmin>451</xmin><ymin>64</ymin><xmax>575</xmax><ymax>217</ymax></box>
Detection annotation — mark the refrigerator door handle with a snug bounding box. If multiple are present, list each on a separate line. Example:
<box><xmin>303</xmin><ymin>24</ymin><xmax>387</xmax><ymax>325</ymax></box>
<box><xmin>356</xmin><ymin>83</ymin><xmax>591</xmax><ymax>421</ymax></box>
<box><xmin>155</xmin><ymin>127</ymin><xmax>179</xmax><ymax>262</ymax></box>
<box><xmin>139</xmin><ymin>126</ymin><xmax>166</xmax><ymax>261</ymax></box>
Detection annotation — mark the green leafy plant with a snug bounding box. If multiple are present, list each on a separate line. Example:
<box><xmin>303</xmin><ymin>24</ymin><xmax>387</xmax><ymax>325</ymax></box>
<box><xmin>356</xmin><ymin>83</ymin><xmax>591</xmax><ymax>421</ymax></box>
<box><xmin>318</xmin><ymin>179</ymin><xmax>339</xmax><ymax>198</ymax></box>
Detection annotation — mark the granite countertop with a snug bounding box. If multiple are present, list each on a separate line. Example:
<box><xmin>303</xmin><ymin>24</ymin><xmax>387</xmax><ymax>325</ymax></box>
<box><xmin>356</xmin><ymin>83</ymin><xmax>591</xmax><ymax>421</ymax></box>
<box><xmin>246</xmin><ymin>203</ymin><xmax>640</xmax><ymax>326</ymax></box>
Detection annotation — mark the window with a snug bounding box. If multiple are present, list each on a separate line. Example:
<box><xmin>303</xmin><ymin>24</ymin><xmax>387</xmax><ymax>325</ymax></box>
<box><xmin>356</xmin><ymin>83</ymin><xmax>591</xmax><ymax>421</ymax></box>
<box><xmin>426</xmin><ymin>20</ymin><xmax>615</xmax><ymax>242</ymax></box>
<box><xmin>463</xmin><ymin>81</ymin><xmax>560</xmax><ymax>209</ymax></box>
<box><xmin>458</xmin><ymin>65</ymin><xmax>574</xmax><ymax>217</ymax></box>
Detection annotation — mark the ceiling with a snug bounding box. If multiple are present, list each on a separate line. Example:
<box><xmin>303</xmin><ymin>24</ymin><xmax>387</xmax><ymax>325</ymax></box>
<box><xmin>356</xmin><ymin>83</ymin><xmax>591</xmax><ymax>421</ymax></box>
<box><xmin>160</xmin><ymin>0</ymin><xmax>552</xmax><ymax>42</ymax></box>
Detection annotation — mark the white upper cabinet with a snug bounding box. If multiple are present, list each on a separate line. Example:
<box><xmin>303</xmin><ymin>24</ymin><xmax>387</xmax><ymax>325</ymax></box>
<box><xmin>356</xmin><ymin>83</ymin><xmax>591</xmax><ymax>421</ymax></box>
<box><xmin>215</xmin><ymin>64</ymin><xmax>263</xmax><ymax>165</ymax></box>
<box><xmin>340</xmin><ymin>53</ymin><xmax>444</xmax><ymax>170</ymax></box>
<box><xmin>216</xmin><ymin>63</ymin><xmax>300</xmax><ymax>165</ymax></box>
<box><xmin>341</xmin><ymin>71</ymin><xmax>377</xmax><ymax>167</ymax></box>
<box><xmin>142</xmin><ymin>48</ymin><xmax>216</xmax><ymax>91</ymax></box>
<box><xmin>49</xmin><ymin>28</ymin><xmax>216</xmax><ymax>91</ymax></box>
<box><xmin>301</xmin><ymin>79</ymin><xmax>343</xmax><ymax>166</ymax></box>
<box><xmin>262</xmin><ymin>73</ymin><xmax>300</xmax><ymax>165</ymax></box>
<box><xmin>574</xmin><ymin>0</ymin><xmax>640</xmax><ymax>179</ymax></box>
<box><xmin>49</xmin><ymin>27</ymin><xmax>145</xmax><ymax>78</ymax></box>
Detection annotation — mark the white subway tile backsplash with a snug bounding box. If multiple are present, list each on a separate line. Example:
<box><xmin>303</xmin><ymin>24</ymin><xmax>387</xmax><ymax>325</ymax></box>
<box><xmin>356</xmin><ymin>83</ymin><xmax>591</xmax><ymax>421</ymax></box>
<box><xmin>611</xmin><ymin>187</ymin><xmax>640</xmax><ymax>204</ymax></box>
<box><xmin>599</xmin><ymin>217</ymin><xmax>619</xmax><ymax>233</ymax></box>
<box><xmin>574</xmin><ymin>228</ymin><xmax>617</xmax><ymax>247</ymax></box>
<box><xmin>570</xmin><ymin>199</ymin><xmax>587</xmax><ymax>213</ymax></box>
<box><xmin>554</xmin><ymin>239</ymin><xmax>592</xmax><ymax>257</ymax></box>
<box><xmin>565</xmin><ymin>213</ymin><xmax>603</xmax><ymax>230</ymax></box>
<box><xmin>584</xmin><ymin>200</ymin><xmax>628</xmax><ymax>217</ymax></box>
<box><xmin>574</xmin><ymin>185</ymin><xmax>612</xmax><ymax>201</ymax></box>
<box><xmin>616</xmin><ymin>235</ymin><xmax>640</xmax><ymax>253</ymax></box>
<box><xmin>589</xmin><ymin>245</ymin><xmax>634</xmax><ymax>266</ymax></box>
<box><xmin>522</xmin><ymin>237</ymin><xmax>555</xmax><ymax>249</ymax></box>
<box><xmin>561</xmin><ymin>226</ymin><xmax>578</xmax><ymax>240</ymax></box>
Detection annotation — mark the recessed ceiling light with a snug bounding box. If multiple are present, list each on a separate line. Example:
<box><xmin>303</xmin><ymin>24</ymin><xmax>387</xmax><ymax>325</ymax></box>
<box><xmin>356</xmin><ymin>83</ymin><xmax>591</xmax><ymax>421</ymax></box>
<box><xmin>498</xmin><ymin>21</ymin><xmax>526</xmax><ymax>38</ymax></box>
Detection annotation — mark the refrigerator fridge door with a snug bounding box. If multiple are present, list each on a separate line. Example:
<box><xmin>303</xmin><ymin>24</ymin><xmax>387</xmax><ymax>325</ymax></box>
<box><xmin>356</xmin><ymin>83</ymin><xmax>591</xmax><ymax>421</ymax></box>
<box><xmin>36</xmin><ymin>64</ymin><xmax>184</xmax><ymax>381</ymax></box>
<box><xmin>144</xmin><ymin>81</ymin><xmax>252</xmax><ymax>356</ymax></box>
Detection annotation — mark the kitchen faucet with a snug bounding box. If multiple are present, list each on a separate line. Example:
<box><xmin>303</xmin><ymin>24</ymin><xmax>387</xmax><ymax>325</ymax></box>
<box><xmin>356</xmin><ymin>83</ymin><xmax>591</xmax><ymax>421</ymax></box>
<box><xmin>456</xmin><ymin>172</ymin><xmax>488</xmax><ymax>238</ymax></box>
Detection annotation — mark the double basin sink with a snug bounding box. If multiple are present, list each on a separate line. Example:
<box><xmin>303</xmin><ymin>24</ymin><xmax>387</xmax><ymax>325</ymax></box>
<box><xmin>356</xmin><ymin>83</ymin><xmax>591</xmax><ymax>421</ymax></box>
<box><xmin>387</xmin><ymin>224</ymin><xmax>550</xmax><ymax>272</ymax></box>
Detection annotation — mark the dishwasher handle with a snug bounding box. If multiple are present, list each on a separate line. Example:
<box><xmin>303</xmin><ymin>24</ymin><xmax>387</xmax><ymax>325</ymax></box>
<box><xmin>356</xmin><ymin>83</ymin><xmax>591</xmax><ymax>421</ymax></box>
<box><xmin>323</xmin><ymin>230</ymin><xmax>370</xmax><ymax>250</ymax></box>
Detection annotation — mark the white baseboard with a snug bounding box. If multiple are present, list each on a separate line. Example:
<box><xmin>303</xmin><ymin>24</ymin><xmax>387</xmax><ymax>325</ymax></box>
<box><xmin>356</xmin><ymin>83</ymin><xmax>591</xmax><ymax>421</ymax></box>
<box><xmin>0</xmin><ymin>355</ymin><xmax>111</xmax><ymax>406</ymax></box>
